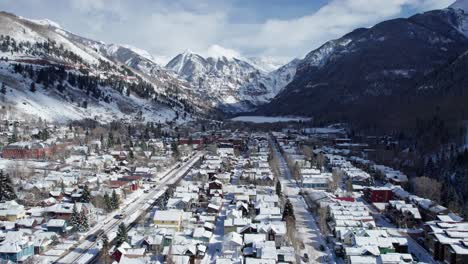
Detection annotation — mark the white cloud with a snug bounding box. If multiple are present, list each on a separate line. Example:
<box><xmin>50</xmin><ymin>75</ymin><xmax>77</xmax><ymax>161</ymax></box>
<box><xmin>239</xmin><ymin>0</ymin><xmax>456</xmax><ymax>58</ymax></box>
<box><xmin>203</xmin><ymin>45</ymin><xmax>242</xmax><ymax>59</ymax></box>
<box><xmin>1</xmin><ymin>0</ymin><xmax>458</xmax><ymax>62</ymax></box>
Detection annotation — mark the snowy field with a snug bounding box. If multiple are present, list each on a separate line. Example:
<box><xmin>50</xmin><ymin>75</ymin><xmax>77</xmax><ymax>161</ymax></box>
<box><xmin>231</xmin><ymin>115</ymin><xmax>311</xmax><ymax>123</ymax></box>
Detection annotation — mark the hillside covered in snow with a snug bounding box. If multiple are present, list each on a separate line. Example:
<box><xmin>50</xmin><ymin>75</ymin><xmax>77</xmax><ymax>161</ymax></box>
<box><xmin>0</xmin><ymin>11</ymin><xmax>219</xmax><ymax>123</ymax></box>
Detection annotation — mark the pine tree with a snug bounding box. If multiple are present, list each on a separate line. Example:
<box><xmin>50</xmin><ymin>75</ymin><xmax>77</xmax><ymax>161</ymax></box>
<box><xmin>60</xmin><ymin>180</ymin><xmax>65</xmax><ymax>195</ymax></box>
<box><xmin>276</xmin><ymin>181</ymin><xmax>282</xmax><ymax>197</ymax></box>
<box><xmin>115</xmin><ymin>223</ymin><xmax>128</xmax><ymax>248</ymax></box>
<box><xmin>103</xmin><ymin>192</ymin><xmax>112</xmax><ymax>212</ymax></box>
<box><xmin>1</xmin><ymin>82</ymin><xmax>6</xmax><ymax>95</ymax></box>
<box><xmin>30</xmin><ymin>82</ymin><xmax>36</xmax><ymax>93</ymax></box>
<box><xmin>111</xmin><ymin>190</ymin><xmax>119</xmax><ymax>209</ymax></box>
<box><xmin>0</xmin><ymin>171</ymin><xmax>16</xmax><ymax>202</ymax></box>
<box><xmin>70</xmin><ymin>204</ymin><xmax>81</xmax><ymax>231</ymax></box>
<box><xmin>79</xmin><ymin>208</ymin><xmax>89</xmax><ymax>231</ymax></box>
<box><xmin>100</xmin><ymin>234</ymin><xmax>111</xmax><ymax>264</ymax></box>
<box><xmin>282</xmin><ymin>199</ymin><xmax>295</xmax><ymax>221</ymax></box>
<box><xmin>81</xmin><ymin>185</ymin><xmax>91</xmax><ymax>203</ymax></box>
<box><xmin>171</xmin><ymin>142</ymin><xmax>180</xmax><ymax>159</ymax></box>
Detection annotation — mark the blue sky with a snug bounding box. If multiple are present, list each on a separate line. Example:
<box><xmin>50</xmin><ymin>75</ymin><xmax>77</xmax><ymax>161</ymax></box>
<box><xmin>0</xmin><ymin>0</ymin><xmax>457</xmax><ymax>63</ymax></box>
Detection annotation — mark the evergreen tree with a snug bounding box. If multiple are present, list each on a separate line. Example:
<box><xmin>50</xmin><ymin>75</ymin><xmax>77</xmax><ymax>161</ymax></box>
<box><xmin>79</xmin><ymin>209</ymin><xmax>89</xmax><ymax>231</ymax></box>
<box><xmin>30</xmin><ymin>82</ymin><xmax>36</xmax><ymax>93</ymax></box>
<box><xmin>282</xmin><ymin>199</ymin><xmax>295</xmax><ymax>221</ymax></box>
<box><xmin>81</xmin><ymin>185</ymin><xmax>91</xmax><ymax>203</ymax></box>
<box><xmin>60</xmin><ymin>180</ymin><xmax>66</xmax><ymax>195</ymax></box>
<box><xmin>1</xmin><ymin>82</ymin><xmax>6</xmax><ymax>95</ymax></box>
<box><xmin>111</xmin><ymin>190</ymin><xmax>119</xmax><ymax>209</ymax></box>
<box><xmin>171</xmin><ymin>142</ymin><xmax>180</xmax><ymax>159</ymax></box>
<box><xmin>100</xmin><ymin>234</ymin><xmax>111</xmax><ymax>264</ymax></box>
<box><xmin>69</xmin><ymin>204</ymin><xmax>81</xmax><ymax>231</ymax></box>
<box><xmin>115</xmin><ymin>223</ymin><xmax>128</xmax><ymax>248</ymax></box>
<box><xmin>276</xmin><ymin>181</ymin><xmax>282</xmax><ymax>197</ymax></box>
<box><xmin>0</xmin><ymin>171</ymin><xmax>16</xmax><ymax>201</ymax></box>
<box><xmin>103</xmin><ymin>192</ymin><xmax>112</xmax><ymax>212</ymax></box>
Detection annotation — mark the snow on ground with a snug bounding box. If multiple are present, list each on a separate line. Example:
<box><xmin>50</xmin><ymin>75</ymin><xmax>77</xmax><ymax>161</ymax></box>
<box><xmin>0</xmin><ymin>159</ymin><xmax>52</xmax><ymax>170</ymax></box>
<box><xmin>0</xmin><ymin>62</ymin><xmax>185</xmax><ymax>124</ymax></box>
<box><xmin>271</xmin><ymin>140</ymin><xmax>329</xmax><ymax>263</ymax></box>
<box><xmin>204</xmin><ymin>208</ymin><xmax>226</xmax><ymax>264</ymax></box>
<box><xmin>231</xmin><ymin>116</ymin><xmax>311</xmax><ymax>123</ymax></box>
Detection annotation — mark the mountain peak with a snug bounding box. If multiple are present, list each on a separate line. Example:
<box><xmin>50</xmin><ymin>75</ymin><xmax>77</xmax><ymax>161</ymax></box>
<box><xmin>451</xmin><ymin>0</ymin><xmax>468</xmax><ymax>12</ymax></box>
<box><xmin>182</xmin><ymin>49</ymin><xmax>196</xmax><ymax>56</ymax></box>
<box><xmin>204</xmin><ymin>45</ymin><xmax>241</xmax><ymax>61</ymax></box>
<box><xmin>20</xmin><ymin>16</ymin><xmax>63</xmax><ymax>29</ymax></box>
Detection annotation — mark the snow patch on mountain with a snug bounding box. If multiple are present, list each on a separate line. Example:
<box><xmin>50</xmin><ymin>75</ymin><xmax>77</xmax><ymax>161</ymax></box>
<box><xmin>450</xmin><ymin>2</ymin><xmax>468</xmax><ymax>38</ymax></box>
<box><xmin>247</xmin><ymin>57</ymin><xmax>291</xmax><ymax>73</ymax></box>
<box><xmin>303</xmin><ymin>38</ymin><xmax>352</xmax><ymax>67</ymax></box>
<box><xmin>20</xmin><ymin>17</ymin><xmax>62</xmax><ymax>29</ymax></box>
<box><xmin>451</xmin><ymin>0</ymin><xmax>468</xmax><ymax>12</ymax></box>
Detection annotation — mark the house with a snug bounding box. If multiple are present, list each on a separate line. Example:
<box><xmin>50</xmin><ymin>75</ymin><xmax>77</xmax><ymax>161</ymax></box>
<box><xmin>222</xmin><ymin>232</ymin><xmax>243</xmax><ymax>259</ymax></box>
<box><xmin>259</xmin><ymin>222</ymin><xmax>287</xmax><ymax>247</ymax></box>
<box><xmin>424</xmin><ymin>218</ymin><xmax>468</xmax><ymax>263</ymax></box>
<box><xmin>112</xmin><ymin>242</ymin><xmax>132</xmax><ymax>262</ymax></box>
<box><xmin>2</xmin><ymin>141</ymin><xmax>52</xmax><ymax>159</ymax></box>
<box><xmin>0</xmin><ymin>236</ymin><xmax>34</xmax><ymax>263</ymax></box>
<box><xmin>301</xmin><ymin>175</ymin><xmax>330</xmax><ymax>190</ymax></box>
<box><xmin>0</xmin><ymin>201</ymin><xmax>26</xmax><ymax>221</ymax></box>
<box><xmin>364</xmin><ymin>187</ymin><xmax>394</xmax><ymax>203</ymax></box>
<box><xmin>192</xmin><ymin>227</ymin><xmax>212</xmax><ymax>243</ymax></box>
<box><xmin>16</xmin><ymin>218</ymin><xmax>39</xmax><ymax>229</ymax></box>
<box><xmin>153</xmin><ymin>210</ymin><xmax>183</xmax><ymax>231</ymax></box>
<box><xmin>217</xmin><ymin>143</ymin><xmax>235</xmax><ymax>157</ymax></box>
<box><xmin>46</xmin><ymin>219</ymin><xmax>68</xmax><ymax>234</ymax></box>
<box><xmin>208</xmin><ymin>180</ymin><xmax>223</xmax><ymax>191</ymax></box>
<box><xmin>385</xmin><ymin>200</ymin><xmax>421</xmax><ymax>228</ymax></box>
<box><xmin>444</xmin><ymin>241</ymin><xmax>468</xmax><ymax>264</ymax></box>
<box><xmin>45</xmin><ymin>203</ymin><xmax>94</xmax><ymax>222</ymax></box>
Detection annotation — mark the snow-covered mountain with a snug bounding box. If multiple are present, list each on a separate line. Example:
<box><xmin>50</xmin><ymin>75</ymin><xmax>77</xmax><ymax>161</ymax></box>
<box><xmin>0</xmin><ymin>11</ymin><xmax>215</xmax><ymax>123</ymax></box>
<box><xmin>451</xmin><ymin>0</ymin><xmax>468</xmax><ymax>13</ymax></box>
<box><xmin>165</xmin><ymin>50</ymin><xmax>297</xmax><ymax>111</ymax></box>
<box><xmin>257</xmin><ymin>4</ymin><xmax>468</xmax><ymax>133</ymax></box>
<box><xmin>246</xmin><ymin>57</ymin><xmax>289</xmax><ymax>73</ymax></box>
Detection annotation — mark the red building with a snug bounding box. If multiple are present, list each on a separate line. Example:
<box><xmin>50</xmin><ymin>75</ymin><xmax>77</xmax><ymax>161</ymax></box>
<box><xmin>2</xmin><ymin>141</ymin><xmax>52</xmax><ymax>159</ymax></box>
<box><xmin>109</xmin><ymin>179</ymin><xmax>139</xmax><ymax>192</ymax></box>
<box><xmin>364</xmin><ymin>187</ymin><xmax>394</xmax><ymax>203</ymax></box>
<box><xmin>178</xmin><ymin>138</ymin><xmax>205</xmax><ymax>146</ymax></box>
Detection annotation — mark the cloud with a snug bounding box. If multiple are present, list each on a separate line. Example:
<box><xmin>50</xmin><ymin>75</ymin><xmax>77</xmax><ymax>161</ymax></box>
<box><xmin>203</xmin><ymin>45</ymin><xmax>242</xmax><ymax>59</ymax></box>
<box><xmin>239</xmin><ymin>0</ymin><xmax>456</xmax><ymax>58</ymax></box>
<box><xmin>0</xmin><ymin>0</ymin><xmax>457</xmax><ymax>62</ymax></box>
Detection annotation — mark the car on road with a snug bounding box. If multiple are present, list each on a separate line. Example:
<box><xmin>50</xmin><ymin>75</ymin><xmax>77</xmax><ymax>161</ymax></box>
<box><xmin>114</xmin><ymin>213</ymin><xmax>125</xmax><ymax>219</ymax></box>
<box><xmin>86</xmin><ymin>234</ymin><xmax>97</xmax><ymax>242</ymax></box>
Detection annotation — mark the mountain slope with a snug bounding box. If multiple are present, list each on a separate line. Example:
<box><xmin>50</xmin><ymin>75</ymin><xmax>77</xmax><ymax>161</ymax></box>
<box><xmin>257</xmin><ymin>6</ymin><xmax>468</xmax><ymax>132</ymax></box>
<box><xmin>0</xmin><ymin>11</ymin><xmax>215</xmax><ymax>123</ymax></box>
<box><xmin>165</xmin><ymin>51</ymin><xmax>298</xmax><ymax>111</ymax></box>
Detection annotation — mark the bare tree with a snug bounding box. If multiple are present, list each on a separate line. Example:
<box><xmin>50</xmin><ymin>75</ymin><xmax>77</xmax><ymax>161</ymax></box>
<box><xmin>329</xmin><ymin>168</ymin><xmax>344</xmax><ymax>191</ymax></box>
<box><xmin>317</xmin><ymin>206</ymin><xmax>330</xmax><ymax>235</ymax></box>
<box><xmin>411</xmin><ymin>176</ymin><xmax>442</xmax><ymax>203</ymax></box>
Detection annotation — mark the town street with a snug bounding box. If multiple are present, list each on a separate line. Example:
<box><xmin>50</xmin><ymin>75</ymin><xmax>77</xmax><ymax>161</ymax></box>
<box><xmin>53</xmin><ymin>152</ymin><xmax>204</xmax><ymax>264</ymax></box>
<box><xmin>270</xmin><ymin>138</ymin><xmax>331</xmax><ymax>263</ymax></box>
